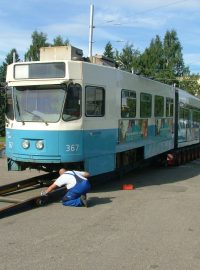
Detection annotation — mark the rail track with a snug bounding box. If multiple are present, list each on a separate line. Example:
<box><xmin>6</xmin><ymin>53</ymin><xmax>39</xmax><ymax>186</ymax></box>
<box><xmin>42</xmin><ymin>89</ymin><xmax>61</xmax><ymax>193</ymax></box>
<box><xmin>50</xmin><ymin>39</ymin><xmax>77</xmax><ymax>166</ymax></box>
<box><xmin>0</xmin><ymin>172</ymin><xmax>66</xmax><ymax>219</ymax></box>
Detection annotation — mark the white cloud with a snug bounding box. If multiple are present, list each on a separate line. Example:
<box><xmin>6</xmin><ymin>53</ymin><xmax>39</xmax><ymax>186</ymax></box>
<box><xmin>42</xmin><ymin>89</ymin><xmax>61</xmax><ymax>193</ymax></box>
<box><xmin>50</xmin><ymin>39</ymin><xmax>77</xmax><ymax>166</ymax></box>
<box><xmin>96</xmin><ymin>0</ymin><xmax>200</xmax><ymax>11</ymax></box>
<box><xmin>0</xmin><ymin>0</ymin><xmax>200</xmax><ymax>73</ymax></box>
<box><xmin>41</xmin><ymin>23</ymin><xmax>88</xmax><ymax>38</ymax></box>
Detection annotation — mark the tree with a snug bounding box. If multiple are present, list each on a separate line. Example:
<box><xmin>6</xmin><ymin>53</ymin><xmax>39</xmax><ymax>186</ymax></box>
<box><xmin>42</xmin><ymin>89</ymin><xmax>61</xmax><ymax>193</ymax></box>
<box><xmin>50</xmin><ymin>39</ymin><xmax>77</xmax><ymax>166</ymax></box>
<box><xmin>137</xmin><ymin>30</ymin><xmax>190</xmax><ymax>86</ymax></box>
<box><xmin>0</xmin><ymin>65</ymin><xmax>5</xmax><ymax>84</ymax></box>
<box><xmin>137</xmin><ymin>35</ymin><xmax>164</xmax><ymax>79</ymax></box>
<box><xmin>179</xmin><ymin>74</ymin><xmax>200</xmax><ymax>96</ymax></box>
<box><xmin>0</xmin><ymin>85</ymin><xmax>5</xmax><ymax>136</ymax></box>
<box><xmin>53</xmin><ymin>35</ymin><xmax>69</xmax><ymax>46</ymax></box>
<box><xmin>0</xmin><ymin>48</ymin><xmax>20</xmax><ymax>83</ymax></box>
<box><xmin>25</xmin><ymin>31</ymin><xmax>49</xmax><ymax>61</ymax></box>
<box><xmin>5</xmin><ymin>48</ymin><xmax>20</xmax><ymax>65</ymax></box>
<box><xmin>103</xmin><ymin>42</ymin><xmax>114</xmax><ymax>59</ymax></box>
<box><xmin>25</xmin><ymin>31</ymin><xmax>70</xmax><ymax>60</ymax></box>
<box><xmin>0</xmin><ymin>49</ymin><xmax>20</xmax><ymax>136</ymax></box>
<box><xmin>115</xmin><ymin>43</ymin><xmax>140</xmax><ymax>72</ymax></box>
<box><xmin>162</xmin><ymin>30</ymin><xmax>190</xmax><ymax>84</ymax></box>
<box><xmin>163</xmin><ymin>30</ymin><xmax>187</xmax><ymax>76</ymax></box>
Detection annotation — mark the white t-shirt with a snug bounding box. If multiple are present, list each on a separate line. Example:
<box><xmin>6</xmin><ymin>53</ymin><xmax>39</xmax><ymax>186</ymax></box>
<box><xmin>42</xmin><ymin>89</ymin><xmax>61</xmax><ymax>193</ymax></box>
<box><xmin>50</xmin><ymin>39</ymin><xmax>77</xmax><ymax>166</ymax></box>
<box><xmin>54</xmin><ymin>171</ymin><xmax>87</xmax><ymax>189</ymax></box>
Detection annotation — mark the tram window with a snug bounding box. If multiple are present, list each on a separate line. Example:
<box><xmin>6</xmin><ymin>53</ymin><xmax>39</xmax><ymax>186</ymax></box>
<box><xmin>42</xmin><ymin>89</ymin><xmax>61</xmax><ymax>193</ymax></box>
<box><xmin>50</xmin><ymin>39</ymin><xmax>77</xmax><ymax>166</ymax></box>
<box><xmin>140</xmin><ymin>93</ymin><xmax>152</xmax><ymax>118</ymax></box>
<box><xmin>62</xmin><ymin>83</ymin><xmax>81</xmax><ymax>121</ymax></box>
<box><xmin>179</xmin><ymin>107</ymin><xmax>189</xmax><ymax>128</ymax></box>
<box><xmin>85</xmin><ymin>86</ymin><xmax>105</xmax><ymax>117</ymax></box>
<box><xmin>192</xmin><ymin>110</ymin><xmax>200</xmax><ymax>127</ymax></box>
<box><xmin>5</xmin><ymin>87</ymin><xmax>14</xmax><ymax>120</ymax></box>
<box><xmin>13</xmin><ymin>85</ymin><xmax>66</xmax><ymax>123</ymax></box>
<box><xmin>166</xmin><ymin>98</ymin><xmax>174</xmax><ymax>117</ymax></box>
<box><xmin>14</xmin><ymin>62</ymin><xmax>65</xmax><ymax>79</ymax></box>
<box><xmin>121</xmin><ymin>90</ymin><xmax>136</xmax><ymax>118</ymax></box>
<box><xmin>154</xmin><ymin>95</ymin><xmax>164</xmax><ymax>117</ymax></box>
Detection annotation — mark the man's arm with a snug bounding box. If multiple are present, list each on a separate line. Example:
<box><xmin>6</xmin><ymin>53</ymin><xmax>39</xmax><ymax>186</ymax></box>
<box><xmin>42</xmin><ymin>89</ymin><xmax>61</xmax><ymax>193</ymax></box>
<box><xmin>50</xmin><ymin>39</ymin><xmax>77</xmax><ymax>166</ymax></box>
<box><xmin>41</xmin><ymin>172</ymin><xmax>68</xmax><ymax>196</ymax></box>
<box><xmin>45</xmin><ymin>182</ymin><xmax>58</xmax><ymax>194</ymax></box>
<box><xmin>80</xmin><ymin>171</ymin><xmax>90</xmax><ymax>178</ymax></box>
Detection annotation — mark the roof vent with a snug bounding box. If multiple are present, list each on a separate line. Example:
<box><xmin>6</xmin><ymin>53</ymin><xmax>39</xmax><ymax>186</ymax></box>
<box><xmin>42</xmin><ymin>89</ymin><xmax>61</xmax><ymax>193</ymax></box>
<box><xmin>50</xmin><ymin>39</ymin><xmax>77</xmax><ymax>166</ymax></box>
<box><xmin>40</xmin><ymin>46</ymin><xmax>83</xmax><ymax>61</ymax></box>
<box><xmin>91</xmin><ymin>55</ymin><xmax>115</xmax><ymax>67</ymax></box>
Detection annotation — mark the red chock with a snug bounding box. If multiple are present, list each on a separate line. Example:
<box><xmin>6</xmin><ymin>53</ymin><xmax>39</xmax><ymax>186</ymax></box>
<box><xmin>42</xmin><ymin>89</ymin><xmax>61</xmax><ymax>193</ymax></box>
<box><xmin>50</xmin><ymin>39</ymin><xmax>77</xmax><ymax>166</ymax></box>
<box><xmin>122</xmin><ymin>184</ymin><xmax>134</xmax><ymax>190</ymax></box>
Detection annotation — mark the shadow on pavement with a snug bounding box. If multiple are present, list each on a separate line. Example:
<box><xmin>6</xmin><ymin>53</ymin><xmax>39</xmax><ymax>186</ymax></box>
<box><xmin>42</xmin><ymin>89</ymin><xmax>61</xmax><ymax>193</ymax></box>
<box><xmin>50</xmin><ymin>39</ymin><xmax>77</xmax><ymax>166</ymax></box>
<box><xmin>91</xmin><ymin>159</ymin><xmax>200</xmax><ymax>193</ymax></box>
<box><xmin>88</xmin><ymin>196</ymin><xmax>115</xmax><ymax>207</ymax></box>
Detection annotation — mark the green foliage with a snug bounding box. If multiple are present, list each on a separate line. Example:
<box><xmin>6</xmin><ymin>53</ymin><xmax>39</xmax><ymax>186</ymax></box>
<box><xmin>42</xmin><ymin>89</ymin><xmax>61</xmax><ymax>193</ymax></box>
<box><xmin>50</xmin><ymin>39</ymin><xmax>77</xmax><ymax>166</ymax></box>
<box><xmin>0</xmin><ymin>49</ymin><xmax>20</xmax><ymax>83</ymax></box>
<box><xmin>0</xmin><ymin>49</ymin><xmax>20</xmax><ymax>136</ymax></box>
<box><xmin>137</xmin><ymin>30</ymin><xmax>189</xmax><ymax>84</ymax></box>
<box><xmin>0</xmin><ymin>86</ymin><xmax>5</xmax><ymax>136</ymax></box>
<box><xmin>53</xmin><ymin>35</ymin><xmax>69</xmax><ymax>46</ymax></box>
<box><xmin>179</xmin><ymin>74</ymin><xmax>200</xmax><ymax>96</ymax></box>
<box><xmin>0</xmin><ymin>137</ymin><xmax>5</xmax><ymax>142</ymax></box>
<box><xmin>25</xmin><ymin>31</ymin><xmax>49</xmax><ymax>61</ymax></box>
<box><xmin>158</xmin><ymin>30</ymin><xmax>189</xmax><ymax>84</ymax></box>
<box><xmin>134</xmin><ymin>29</ymin><xmax>195</xmax><ymax>93</ymax></box>
<box><xmin>115</xmin><ymin>43</ymin><xmax>140</xmax><ymax>72</ymax></box>
<box><xmin>24</xmin><ymin>31</ymin><xmax>70</xmax><ymax>61</ymax></box>
<box><xmin>103</xmin><ymin>42</ymin><xmax>115</xmax><ymax>59</ymax></box>
<box><xmin>137</xmin><ymin>35</ymin><xmax>163</xmax><ymax>78</ymax></box>
<box><xmin>105</xmin><ymin>30</ymin><xmax>199</xmax><ymax>95</ymax></box>
<box><xmin>5</xmin><ymin>48</ymin><xmax>20</xmax><ymax>65</ymax></box>
<box><xmin>0</xmin><ymin>65</ymin><xmax>5</xmax><ymax>83</ymax></box>
<box><xmin>163</xmin><ymin>30</ymin><xmax>186</xmax><ymax>77</ymax></box>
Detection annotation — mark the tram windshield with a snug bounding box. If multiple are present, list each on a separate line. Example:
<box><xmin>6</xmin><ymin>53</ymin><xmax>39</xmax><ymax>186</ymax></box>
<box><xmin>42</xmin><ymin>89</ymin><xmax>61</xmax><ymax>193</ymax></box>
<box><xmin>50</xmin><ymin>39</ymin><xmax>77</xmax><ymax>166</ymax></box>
<box><xmin>13</xmin><ymin>84</ymin><xmax>81</xmax><ymax>123</ymax></box>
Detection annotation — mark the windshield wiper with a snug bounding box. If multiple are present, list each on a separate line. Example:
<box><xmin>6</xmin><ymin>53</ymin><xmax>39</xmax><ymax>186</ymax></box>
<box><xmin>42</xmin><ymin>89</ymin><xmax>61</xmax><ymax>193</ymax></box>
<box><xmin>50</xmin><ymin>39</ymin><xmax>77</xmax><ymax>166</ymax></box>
<box><xmin>15</xmin><ymin>96</ymin><xmax>25</xmax><ymax>125</ymax></box>
<box><xmin>24</xmin><ymin>110</ymin><xmax>48</xmax><ymax>126</ymax></box>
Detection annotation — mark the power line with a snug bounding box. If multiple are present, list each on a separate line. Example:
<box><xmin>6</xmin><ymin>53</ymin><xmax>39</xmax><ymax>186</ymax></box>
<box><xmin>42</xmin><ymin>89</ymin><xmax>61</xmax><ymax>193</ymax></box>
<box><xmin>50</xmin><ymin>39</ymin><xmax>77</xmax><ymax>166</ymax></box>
<box><xmin>103</xmin><ymin>0</ymin><xmax>188</xmax><ymax>26</ymax></box>
<box><xmin>130</xmin><ymin>0</ymin><xmax>188</xmax><ymax>17</ymax></box>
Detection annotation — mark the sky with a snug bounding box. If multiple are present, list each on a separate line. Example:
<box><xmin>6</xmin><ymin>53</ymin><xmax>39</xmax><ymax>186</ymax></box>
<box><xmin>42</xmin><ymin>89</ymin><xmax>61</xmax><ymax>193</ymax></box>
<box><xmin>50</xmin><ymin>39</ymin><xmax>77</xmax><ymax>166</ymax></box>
<box><xmin>0</xmin><ymin>0</ymin><xmax>200</xmax><ymax>73</ymax></box>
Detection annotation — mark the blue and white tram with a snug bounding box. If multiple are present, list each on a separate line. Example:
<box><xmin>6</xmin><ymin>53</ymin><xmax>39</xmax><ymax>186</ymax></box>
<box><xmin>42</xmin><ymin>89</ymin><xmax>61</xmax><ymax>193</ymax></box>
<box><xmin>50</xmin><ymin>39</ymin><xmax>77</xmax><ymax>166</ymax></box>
<box><xmin>5</xmin><ymin>46</ymin><xmax>200</xmax><ymax>176</ymax></box>
<box><xmin>176</xmin><ymin>89</ymin><xmax>200</xmax><ymax>148</ymax></box>
<box><xmin>171</xmin><ymin>88</ymin><xmax>200</xmax><ymax>164</ymax></box>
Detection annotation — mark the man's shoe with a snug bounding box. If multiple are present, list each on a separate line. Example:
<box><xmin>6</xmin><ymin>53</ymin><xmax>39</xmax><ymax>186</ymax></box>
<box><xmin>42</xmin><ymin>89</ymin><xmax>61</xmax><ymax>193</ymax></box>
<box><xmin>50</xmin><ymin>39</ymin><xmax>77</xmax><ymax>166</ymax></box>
<box><xmin>80</xmin><ymin>195</ymin><xmax>88</xmax><ymax>207</ymax></box>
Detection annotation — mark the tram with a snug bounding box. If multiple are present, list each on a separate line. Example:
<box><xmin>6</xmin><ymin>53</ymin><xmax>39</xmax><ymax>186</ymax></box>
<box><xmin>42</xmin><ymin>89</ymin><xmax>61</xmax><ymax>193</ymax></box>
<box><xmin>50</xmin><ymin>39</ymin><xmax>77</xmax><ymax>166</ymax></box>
<box><xmin>5</xmin><ymin>46</ymin><xmax>200</xmax><ymax>176</ymax></box>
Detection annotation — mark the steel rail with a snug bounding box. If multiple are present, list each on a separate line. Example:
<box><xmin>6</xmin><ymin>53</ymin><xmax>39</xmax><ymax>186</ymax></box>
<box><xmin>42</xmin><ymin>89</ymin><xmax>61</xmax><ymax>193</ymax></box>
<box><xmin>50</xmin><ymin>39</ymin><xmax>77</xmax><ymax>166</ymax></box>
<box><xmin>0</xmin><ymin>172</ymin><xmax>66</xmax><ymax>219</ymax></box>
<box><xmin>0</xmin><ymin>172</ymin><xmax>58</xmax><ymax>196</ymax></box>
<box><xmin>0</xmin><ymin>186</ymin><xmax>66</xmax><ymax>219</ymax></box>
<box><xmin>0</xmin><ymin>172</ymin><xmax>101</xmax><ymax>219</ymax></box>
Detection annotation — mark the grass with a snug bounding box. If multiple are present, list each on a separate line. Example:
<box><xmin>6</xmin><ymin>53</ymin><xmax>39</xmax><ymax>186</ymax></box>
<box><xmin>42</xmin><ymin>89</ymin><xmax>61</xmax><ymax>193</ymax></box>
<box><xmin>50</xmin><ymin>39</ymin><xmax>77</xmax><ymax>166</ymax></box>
<box><xmin>0</xmin><ymin>137</ymin><xmax>5</xmax><ymax>149</ymax></box>
<box><xmin>0</xmin><ymin>137</ymin><xmax>5</xmax><ymax>143</ymax></box>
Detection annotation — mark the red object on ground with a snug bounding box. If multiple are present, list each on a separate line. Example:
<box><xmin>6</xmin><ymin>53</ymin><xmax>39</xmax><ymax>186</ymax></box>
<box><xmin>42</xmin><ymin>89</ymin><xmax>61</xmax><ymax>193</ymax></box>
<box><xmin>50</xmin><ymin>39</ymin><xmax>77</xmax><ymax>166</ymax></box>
<box><xmin>122</xmin><ymin>184</ymin><xmax>134</xmax><ymax>190</ymax></box>
<box><xmin>167</xmin><ymin>153</ymin><xmax>174</xmax><ymax>166</ymax></box>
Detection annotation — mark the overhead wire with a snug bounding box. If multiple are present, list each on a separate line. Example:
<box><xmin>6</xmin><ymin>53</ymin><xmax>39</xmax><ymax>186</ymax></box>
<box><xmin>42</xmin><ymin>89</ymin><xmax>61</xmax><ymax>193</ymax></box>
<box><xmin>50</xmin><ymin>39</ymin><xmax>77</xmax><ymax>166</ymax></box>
<box><xmin>101</xmin><ymin>0</ymin><xmax>188</xmax><ymax>26</ymax></box>
<box><xmin>95</xmin><ymin>0</ymin><xmax>199</xmax><ymax>74</ymax></box>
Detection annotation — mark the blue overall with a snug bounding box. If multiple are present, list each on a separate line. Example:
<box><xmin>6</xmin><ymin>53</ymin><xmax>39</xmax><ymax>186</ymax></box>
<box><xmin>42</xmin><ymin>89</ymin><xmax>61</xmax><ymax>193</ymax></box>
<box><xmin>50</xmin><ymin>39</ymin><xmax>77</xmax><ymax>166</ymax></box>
<box><xmin>62</xmin><ymin>171</ymin><xmax>91</xmax><ymax>207</ymax></box>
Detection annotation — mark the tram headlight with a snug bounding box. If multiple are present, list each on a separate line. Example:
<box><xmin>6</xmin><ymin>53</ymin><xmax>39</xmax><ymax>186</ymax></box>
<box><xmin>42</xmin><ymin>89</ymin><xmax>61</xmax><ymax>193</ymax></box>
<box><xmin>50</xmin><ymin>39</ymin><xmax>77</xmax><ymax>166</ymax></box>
<box><xmin>36</xmin><ymin>140</ymin><xmax>44</xmax><ymax>150</ymax></box>
<box><xmin>22</xmin><ymin>139</ymin><xmax>30</xmax><ymax>149</ymax></box>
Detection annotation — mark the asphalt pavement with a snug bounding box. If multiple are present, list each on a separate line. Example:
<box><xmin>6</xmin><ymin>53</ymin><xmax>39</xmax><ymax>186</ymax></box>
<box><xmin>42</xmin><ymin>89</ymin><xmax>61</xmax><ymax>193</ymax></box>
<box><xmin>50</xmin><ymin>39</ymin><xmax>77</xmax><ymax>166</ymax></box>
<box><xmin>1</xmin><ymin>157</ymin><xmax>200</xmax><ymax>270</ymax></box>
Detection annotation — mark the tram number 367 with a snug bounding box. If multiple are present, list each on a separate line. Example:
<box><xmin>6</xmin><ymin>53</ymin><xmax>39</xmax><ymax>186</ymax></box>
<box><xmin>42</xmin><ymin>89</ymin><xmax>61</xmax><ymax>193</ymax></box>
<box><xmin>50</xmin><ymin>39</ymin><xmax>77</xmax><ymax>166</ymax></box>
<box><xmin>66</xmin><ymin>144</ymin><xmax>79</xmax><ymax>152</ymax></box>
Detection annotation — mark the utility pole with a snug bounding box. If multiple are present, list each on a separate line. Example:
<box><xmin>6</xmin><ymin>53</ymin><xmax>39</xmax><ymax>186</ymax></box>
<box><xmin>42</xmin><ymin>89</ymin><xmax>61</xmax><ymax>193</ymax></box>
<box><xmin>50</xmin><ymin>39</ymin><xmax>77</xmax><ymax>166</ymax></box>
<box><xmin>88</xmin><ymin>4</ymin><xmax>94</xmax><ymax>58</ymax></box>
